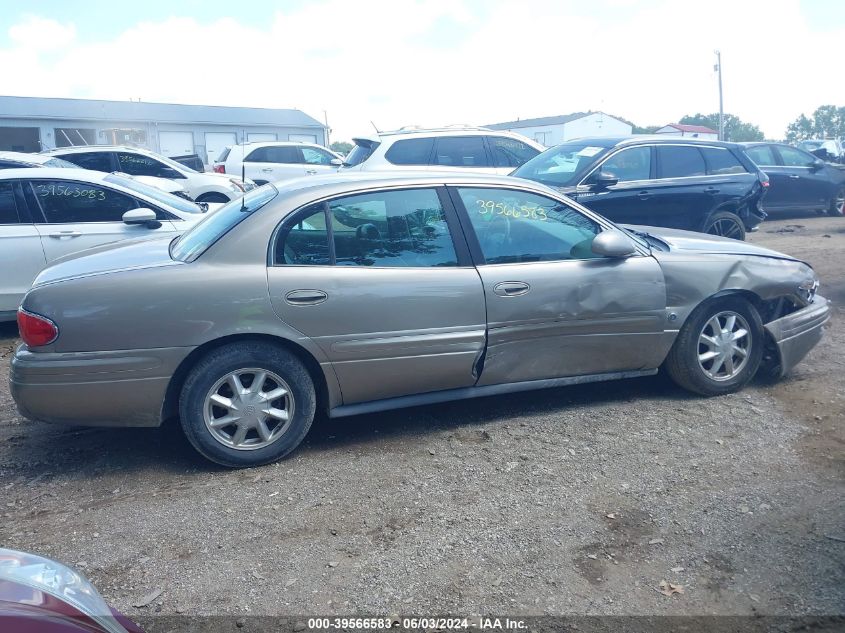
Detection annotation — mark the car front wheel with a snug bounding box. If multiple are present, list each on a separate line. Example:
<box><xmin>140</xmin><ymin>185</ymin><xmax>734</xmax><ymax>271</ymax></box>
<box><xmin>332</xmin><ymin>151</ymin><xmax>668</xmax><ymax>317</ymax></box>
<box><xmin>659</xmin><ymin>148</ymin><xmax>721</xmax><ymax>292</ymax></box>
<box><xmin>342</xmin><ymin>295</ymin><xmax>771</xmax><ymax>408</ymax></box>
<box><xmin>664</xmin><ymin>297</ymin><xmax>763</xmax><ymax>396</ymax></box>
<box><xmin>179</xmin><ymin>342</ymin><xmax>316</xmax><ymax>467</ymax></box>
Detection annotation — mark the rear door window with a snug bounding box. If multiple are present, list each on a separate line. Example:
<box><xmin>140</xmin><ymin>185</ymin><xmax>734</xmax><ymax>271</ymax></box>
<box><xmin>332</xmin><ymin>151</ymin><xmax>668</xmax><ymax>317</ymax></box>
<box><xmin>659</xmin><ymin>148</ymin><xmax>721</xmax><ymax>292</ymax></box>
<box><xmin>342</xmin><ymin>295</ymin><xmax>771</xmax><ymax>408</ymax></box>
<box><xmin>744</xmin><ymin>145</ymin><xmax>777</xmax><ymax>166</ymax></box>
<box><xmin>656</xmin><ymin>146</ymin><xmax>706</xmax><ymax>178</ymax></box>
<box><xmin>433</xmin><ymin>137</ymin><xmax>489</xmax><ymax>168</ymax></box>
<box><xmin>28</xmin><ymin>180</ymin><xmax>139</xmax><ymax>223</ymax></box>
<box><xmin>0</xmin><ymin>182</ymin><xmax>20</xmax><ymax>224</ymax></box>
<box><xmin>700</xmin><ymin>147</ymin><xmax>747</xmax><ymax>175</ymax></box>
<box><xmin>245</xmin><ymin>146</ymin><xmax>301</xmax><ymax>164</ymax></box>
<box><xmin>384</xmin><ymin>138</ymin><xmax>435</xmax><ymax>165</ymax></box>
<box><xmin>488</xmin><ymin>136</ymin><xmax>540</xmax><ymax>168</ymax></box>
<box><xmin>59</xmin><ymin>151</ymin><xmax>115</xmax><ymax>172</ymax></box>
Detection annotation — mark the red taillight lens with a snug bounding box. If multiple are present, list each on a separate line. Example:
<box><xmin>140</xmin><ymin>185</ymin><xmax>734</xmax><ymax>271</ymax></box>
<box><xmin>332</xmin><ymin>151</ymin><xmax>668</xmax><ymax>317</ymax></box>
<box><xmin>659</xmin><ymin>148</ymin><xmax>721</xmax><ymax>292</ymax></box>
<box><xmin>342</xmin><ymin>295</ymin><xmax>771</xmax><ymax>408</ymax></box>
<box><xmin>17</xmin><ymin>309</ymin><xmax>58</xmax><ymax>347</ymax></box>
<box><xmin>213</xmin><ymin>164</ymin><xmax>226</xmax><ymax>174</ymax></box>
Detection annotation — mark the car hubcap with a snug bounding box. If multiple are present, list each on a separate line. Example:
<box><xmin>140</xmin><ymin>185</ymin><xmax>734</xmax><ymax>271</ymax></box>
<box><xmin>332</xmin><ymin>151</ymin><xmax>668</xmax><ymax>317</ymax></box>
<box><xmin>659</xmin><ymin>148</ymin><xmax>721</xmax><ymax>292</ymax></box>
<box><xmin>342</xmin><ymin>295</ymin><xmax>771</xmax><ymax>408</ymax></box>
<box><xmin>697</xmin><ymin>311</ymin><xmax>751</xmax><ymax>381</ymax></box>
<box><xmin>203</xmin><ymin>368</ymin><xmax>294</xmax><ymax>450</ymax></box>
<box><xmin>708</xmin><ymin>218</ymin><xmax>743</xmax><ymax>239</ymax></box>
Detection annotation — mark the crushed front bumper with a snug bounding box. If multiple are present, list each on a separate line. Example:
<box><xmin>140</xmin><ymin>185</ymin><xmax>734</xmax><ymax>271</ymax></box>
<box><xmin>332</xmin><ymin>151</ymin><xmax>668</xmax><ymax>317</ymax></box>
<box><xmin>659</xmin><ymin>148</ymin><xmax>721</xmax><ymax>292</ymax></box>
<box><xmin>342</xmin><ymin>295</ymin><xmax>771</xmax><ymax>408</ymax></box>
<box><xmin>763</xmin><ymin>295</ymin><xmax>830</xmax><ymax>377</ymax></box>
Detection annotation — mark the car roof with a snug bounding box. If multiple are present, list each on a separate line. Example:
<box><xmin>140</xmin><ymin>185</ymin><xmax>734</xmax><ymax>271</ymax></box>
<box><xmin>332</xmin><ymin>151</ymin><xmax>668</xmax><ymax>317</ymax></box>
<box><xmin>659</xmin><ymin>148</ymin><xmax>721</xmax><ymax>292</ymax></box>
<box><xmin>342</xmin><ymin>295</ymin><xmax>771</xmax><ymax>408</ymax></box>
<box><xmin>0</xmin><ymin>151</ymin><xmax>53</xmax><ymax>165</ymax></box>
<box><xmin>557</xmin><ymin>135</ymin><xmax>743</xmax><ymax>149</ymax></box>
<box><xmin>42</xmin><ymin>145</ymin><xmax>152</xmax><ymax>155</ymax></box>
<box><xmin>0</xmin><ymin>167</ymin><xmax>112</xmax><ymax>181</ymax></box>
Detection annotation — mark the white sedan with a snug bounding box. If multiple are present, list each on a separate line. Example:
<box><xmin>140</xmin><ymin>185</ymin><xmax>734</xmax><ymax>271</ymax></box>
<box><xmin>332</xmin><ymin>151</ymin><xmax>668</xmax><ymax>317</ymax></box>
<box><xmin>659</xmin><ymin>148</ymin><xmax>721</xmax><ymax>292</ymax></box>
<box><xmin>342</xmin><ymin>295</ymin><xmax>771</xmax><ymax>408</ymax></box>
<box><xmin>0</xmin><ymin>167</ymin><xmax>216</xmax><ymax>320</ymax></box>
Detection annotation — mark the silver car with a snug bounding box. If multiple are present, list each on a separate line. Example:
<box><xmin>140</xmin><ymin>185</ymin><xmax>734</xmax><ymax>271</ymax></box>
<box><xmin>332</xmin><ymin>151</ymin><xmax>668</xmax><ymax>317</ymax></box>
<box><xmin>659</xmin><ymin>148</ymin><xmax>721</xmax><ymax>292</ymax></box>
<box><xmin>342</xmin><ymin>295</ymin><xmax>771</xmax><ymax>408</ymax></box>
<box><xmin>10</xmin><ymin>173</ymin><xmax>829</xmax><ymax>467</ymax></box>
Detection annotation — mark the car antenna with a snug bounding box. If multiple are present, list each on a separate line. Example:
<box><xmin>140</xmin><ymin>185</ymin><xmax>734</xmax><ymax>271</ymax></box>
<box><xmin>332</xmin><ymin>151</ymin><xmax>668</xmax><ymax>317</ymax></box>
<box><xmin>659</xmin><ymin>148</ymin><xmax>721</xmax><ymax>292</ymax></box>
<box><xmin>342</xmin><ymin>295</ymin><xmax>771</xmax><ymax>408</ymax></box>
<box><xmin>370</xmin><ymin>121</ymin><xmax>381</xmax><ymax>134</ymax></box>
<box><xmin>241</xmin><ymin>129</ymin><xmax>247</xmax><ymax>211</ymax></box>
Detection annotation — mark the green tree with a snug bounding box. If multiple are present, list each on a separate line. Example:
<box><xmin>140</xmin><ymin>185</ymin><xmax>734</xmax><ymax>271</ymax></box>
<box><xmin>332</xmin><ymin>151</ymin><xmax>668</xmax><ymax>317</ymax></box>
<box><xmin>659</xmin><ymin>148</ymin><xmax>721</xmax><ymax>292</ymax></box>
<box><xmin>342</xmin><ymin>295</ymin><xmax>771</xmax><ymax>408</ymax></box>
<box><xmin>330</xmin><ymin>141</ymin><xmax>353</xmax><ymax>154</ymax></box>
<box><xmin>785</xmin><ymin>105</ymin><xmax>845</xmax><ymax>142</ymax></box>
<box><xmin>632</xmin><ymin>124</ymin><xmax>660</xmax><ymax>134</ymax></box>
<box><xmin>679</xmin><ymin>113</ymin><xmax>764</xmax><ymax>142</ymax></box>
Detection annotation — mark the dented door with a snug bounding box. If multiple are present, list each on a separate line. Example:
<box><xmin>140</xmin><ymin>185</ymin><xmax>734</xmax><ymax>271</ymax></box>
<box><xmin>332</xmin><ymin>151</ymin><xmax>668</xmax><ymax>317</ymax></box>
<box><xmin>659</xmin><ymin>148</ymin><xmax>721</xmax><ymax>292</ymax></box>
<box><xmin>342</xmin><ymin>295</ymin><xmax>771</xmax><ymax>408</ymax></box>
<box><xmin>451</xmin><ymin>186</ymin><xmax>668</xmax><ymax>386</ymax></box>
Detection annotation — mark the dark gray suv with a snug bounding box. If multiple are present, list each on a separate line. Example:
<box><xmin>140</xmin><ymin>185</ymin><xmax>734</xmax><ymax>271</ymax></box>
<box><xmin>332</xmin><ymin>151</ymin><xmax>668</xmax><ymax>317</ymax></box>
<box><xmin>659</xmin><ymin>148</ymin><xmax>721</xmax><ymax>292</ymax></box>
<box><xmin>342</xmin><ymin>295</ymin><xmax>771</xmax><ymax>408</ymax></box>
<box><xmin>512</xmin><ymin>136</ymin><xmax>769</xmax><ymax>240</ymax></box>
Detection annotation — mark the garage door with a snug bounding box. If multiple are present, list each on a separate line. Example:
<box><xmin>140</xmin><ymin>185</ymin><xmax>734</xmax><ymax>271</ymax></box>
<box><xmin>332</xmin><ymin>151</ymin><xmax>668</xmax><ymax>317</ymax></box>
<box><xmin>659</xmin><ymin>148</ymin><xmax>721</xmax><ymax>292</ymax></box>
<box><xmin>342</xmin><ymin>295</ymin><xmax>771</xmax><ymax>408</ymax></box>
<box><xmin>0</xmin><ymin>126</ymin><xmax>41</xmax><ymax>152</ymax></box>
<box><xmin>247</xmin><ymin>133</ymin><xmax>276</xmax><ymax>142</ymax></box>
<box><xmin>159</xmin><ymin>131</ymin><xmax>195</xmax><ymax>157</ymax></box>
<box><xmin>205</xmin><ymin>132</ymin><xmax>237</xmax><ymax>164</ymax></box>
<box><xmin>289</xmin><ymin>134</ymin><xmax>318</xmax><ymax>144</ymax></box>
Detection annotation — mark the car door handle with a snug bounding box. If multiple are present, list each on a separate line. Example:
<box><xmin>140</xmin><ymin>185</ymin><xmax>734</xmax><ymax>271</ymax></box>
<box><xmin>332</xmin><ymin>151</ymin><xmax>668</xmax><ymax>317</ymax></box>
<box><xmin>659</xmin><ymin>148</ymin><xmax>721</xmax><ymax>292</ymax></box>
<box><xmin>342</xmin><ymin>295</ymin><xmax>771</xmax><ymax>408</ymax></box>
<box><xmin>637</xmin><ymin>190</ymin><xmax>651</xmax><ymax>200</ymax></box>
<box><xmin>284</xmin><ymin>289</ymin><xmax>328</xmax><ymax>305</ymax></box>
<box><xmin>703</xmin><ymin>187</ymin><xmax>720</xmax><ymax>194</ymax></box>
<box><xmin>48</xmin><ymin>231</ymin><xmax>82</xmax><ymax>238</ymax></box>
<box><xmin>788</xmin><ymin>174</ymin><xmax>801</xmax><ymax>179</ymax></box>
<box><xmin>305</xmin><ymin>169</ymin><xmax>318</xmax><ymax>175</ymax></box>
<box><xmin>261</xmin><ymin>168</ymin><xmax>273</xmax><ymax>173</ymax></box>
<box><xmin>493</xmin><ymin>281</ymin><xmax>530</xmax><ymax>297</ymax></box>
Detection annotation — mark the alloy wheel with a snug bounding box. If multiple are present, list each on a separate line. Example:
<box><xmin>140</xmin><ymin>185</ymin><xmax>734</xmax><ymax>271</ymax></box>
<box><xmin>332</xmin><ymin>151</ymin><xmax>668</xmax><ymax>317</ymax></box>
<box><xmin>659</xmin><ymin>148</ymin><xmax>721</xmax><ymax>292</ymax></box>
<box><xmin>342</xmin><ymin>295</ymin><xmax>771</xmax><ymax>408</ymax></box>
<box><xmin>203</xmin><ymin>368</ymin><xmax>294</xmax><ymax>450</ymax></box>
<box><xmin>707</xmin><ymin>217</ymin><xmax>744</xmax><ymax>239</ymax></box>
<box><xmin>697</xmin><ymin>311</ymin><xmax>752</xmax><ymax>381</ymax></box>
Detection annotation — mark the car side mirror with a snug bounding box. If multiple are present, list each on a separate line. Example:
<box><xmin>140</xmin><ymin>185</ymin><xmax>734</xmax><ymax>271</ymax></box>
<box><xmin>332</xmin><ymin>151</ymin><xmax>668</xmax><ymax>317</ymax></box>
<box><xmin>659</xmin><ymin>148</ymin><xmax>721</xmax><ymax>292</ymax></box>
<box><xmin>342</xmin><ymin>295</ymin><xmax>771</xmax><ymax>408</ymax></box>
<box><xmin>592</xmin><ymin>170</ymin><xmax>619</xmax><ymax>190</ymax></box>
<box><xmin>591</xmin><ymin>230</ymin><xmax>638</xmax><ymax>258</ymax></box>
<box><xmin>810</xmin><ymin>158</ymin><xmax>825</xmax><ymax>171</ymax></box>
<box><xmin>123</xmin><ymin>208</ymin><xmax>161</xmax><ymax>228</ymax></box>
<box><xmin>330</xmin><ymin>158</ymin><xmax>343</xmax><ymax>167</ymax></box>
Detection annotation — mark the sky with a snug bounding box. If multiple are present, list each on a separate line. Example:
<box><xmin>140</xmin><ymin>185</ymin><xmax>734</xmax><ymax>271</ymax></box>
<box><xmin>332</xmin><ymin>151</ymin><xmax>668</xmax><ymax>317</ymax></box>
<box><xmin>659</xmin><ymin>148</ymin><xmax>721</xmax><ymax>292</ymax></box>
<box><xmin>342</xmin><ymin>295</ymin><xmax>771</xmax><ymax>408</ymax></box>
<box><xmin>1</xmin><ymin>0</ymin><xmax>844</xmax><ymax>142</ymax></box>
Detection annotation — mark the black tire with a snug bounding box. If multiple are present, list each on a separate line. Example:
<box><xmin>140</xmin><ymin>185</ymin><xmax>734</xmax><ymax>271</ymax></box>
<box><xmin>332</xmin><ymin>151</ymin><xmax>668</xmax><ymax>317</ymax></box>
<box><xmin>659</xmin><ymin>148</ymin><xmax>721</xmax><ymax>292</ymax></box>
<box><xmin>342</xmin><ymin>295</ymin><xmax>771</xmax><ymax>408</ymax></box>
<box><xmin>195</xmin><ymin>192</ymin><xmax>231</xmax><ymax>204</ymax></box>
<box><xmin>827</xmin><ymin>186</ymin><xmax>845</xmax><ymax>217</ymax></box>
<box><xmin>664</xmin><ymin>296</ymin><xmax>764</xmax><ymax>396</ymax></box>
<box><xmin>703</xmin><ymin>211</ymin><xmax>746</xmax><ymax>241</ymax></box>
<box><xmin>179</xmin><ymin>342</ymin><xmax>316</xmax><ymax>467</ymax></box>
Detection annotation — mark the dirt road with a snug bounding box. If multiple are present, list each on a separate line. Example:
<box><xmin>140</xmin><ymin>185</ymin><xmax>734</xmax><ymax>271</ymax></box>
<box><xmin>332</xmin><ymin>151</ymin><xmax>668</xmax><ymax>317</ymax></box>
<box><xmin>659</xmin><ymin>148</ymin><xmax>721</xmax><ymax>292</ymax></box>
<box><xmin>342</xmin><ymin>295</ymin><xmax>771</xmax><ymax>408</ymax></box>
<box><xmin>0</xmin><ymin>212</ymin><xmax>842</xmax><ymax>622</ymax></box>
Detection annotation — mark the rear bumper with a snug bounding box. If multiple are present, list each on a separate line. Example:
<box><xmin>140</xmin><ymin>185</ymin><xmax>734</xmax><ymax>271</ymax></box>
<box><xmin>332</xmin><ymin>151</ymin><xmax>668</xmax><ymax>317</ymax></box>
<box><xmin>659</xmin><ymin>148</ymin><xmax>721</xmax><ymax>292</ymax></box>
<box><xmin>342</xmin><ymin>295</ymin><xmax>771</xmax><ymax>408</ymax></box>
<box><xmin>763</xmin><ymin>295</ymin><xmax>830</xmax><ymax>377</ymax></box>
<box><xmin>9</xmin><ymin>345</ymin><xmax>193</xmax><ymax>427</ymax></box>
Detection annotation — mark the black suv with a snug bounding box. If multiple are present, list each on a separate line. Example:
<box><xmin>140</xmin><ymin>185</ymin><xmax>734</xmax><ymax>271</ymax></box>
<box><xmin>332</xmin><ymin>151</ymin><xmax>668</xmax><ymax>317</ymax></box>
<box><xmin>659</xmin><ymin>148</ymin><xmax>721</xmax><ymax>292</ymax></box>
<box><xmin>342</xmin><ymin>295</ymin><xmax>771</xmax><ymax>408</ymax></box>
<box><xmin>512</xmin><ymin>137</ymin><xmax>768</xmax><ymax>240</ymax></box>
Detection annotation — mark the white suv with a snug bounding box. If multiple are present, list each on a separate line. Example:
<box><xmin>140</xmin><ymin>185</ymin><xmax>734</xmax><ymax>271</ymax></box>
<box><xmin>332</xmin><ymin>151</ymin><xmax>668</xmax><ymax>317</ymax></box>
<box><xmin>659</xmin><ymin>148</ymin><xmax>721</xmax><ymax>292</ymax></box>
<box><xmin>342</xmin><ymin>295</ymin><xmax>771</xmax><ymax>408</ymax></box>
<box><xmin>214</xmin><ymin>142</ymin><xmax>343</xmax><ymax>185</ymax></box>
<box><xmin>43</xmin><ymin>146</ymin><xmax>256</xmax><ymax>203</ymax></box>
<box><xmin>340</xmin><ymin>127</ymin><xmax>544</xmax><ymax>174</ymax></box>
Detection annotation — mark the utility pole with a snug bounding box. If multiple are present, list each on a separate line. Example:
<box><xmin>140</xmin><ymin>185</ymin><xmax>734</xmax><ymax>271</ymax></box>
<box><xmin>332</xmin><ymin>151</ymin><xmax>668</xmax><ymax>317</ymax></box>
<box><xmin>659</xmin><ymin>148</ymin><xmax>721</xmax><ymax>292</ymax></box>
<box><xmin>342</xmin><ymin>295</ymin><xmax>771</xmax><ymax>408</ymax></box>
<box><xmin>323</xmin><ymin>110</ymin><xmax>331</xmax><ymax>148</ymax></box>
<box><xmin>714</xmin><ymin>50</ymin><xmax>724</xmax><ymax>141</ymax></box>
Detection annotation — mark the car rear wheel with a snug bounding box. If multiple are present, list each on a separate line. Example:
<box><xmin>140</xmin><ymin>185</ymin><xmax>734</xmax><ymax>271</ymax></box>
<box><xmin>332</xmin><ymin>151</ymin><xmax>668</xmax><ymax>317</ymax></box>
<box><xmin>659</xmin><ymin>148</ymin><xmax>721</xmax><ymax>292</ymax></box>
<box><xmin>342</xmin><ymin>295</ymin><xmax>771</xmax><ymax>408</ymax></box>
<box><xmin>828</xmin><ymin>186</ymin><xmax>845</xmax><ymax>216</ymax></box>
<box><xmin>179</xmin><ymin>342</ymin><xmax>316</xmax><ymax>467</ymax></box>
<box><xmin>195</xmin><ymin>192</ymin><xmax>231</xmax><ymax>204</ymax></box>
<box><xmin>664</xmin><ymin>297</ymin><xmax>763</xmax><ymax>396</ymax></box>
<box><xmin>703</xmin><ymin>211</ymin><xmax>746</xmax><ymax>240</ymax></box>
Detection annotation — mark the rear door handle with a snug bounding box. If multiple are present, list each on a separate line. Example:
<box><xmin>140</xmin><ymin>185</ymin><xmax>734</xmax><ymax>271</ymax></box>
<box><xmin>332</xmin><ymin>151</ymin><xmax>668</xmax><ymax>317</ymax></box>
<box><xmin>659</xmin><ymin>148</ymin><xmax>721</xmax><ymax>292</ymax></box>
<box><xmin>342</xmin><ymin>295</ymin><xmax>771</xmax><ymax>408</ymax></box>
<box><xmin>637</xmin><ymin>190</ymin><xmax>651</xmax><ymax>200</ymax></box>
<box><xmin>284</xmin><ymin>289</ymin><xmax>328</xmax><ymax>305</ymax></box>
<box><xmin>261</xmin><ymin>167</ymin><xmax>273</xmax><ymax>173</ymax></box>
<box><xmin>305</xmin><ymin>169</ymin><xmax>318</xmax><ymax>175</ymax></box>
<box><xmin>493</xmin><ymin>281</ymin><xmax>530</xmax><ymax>297</ymax></box>
<box><xmin>48</xmin><ymin>231</ymin><xmax>82</xmax><ymax>238</ymax></box>
<box><xmin>703</xmin><ymin>187</ymin><xmax>720</xmax><ymax>194</ymax></box>
<box><xmin>788</xmin><ymin>174</ymin><xmax>801</xmax><ymax>179</ymax></box>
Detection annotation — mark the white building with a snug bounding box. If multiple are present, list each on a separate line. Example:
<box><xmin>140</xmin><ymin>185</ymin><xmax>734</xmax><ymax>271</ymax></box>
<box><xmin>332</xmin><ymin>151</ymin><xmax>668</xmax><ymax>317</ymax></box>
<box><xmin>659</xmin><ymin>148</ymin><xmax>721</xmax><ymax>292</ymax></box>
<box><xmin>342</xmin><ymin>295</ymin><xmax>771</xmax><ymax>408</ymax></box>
<box><xmin>485</xmin><ymin>112</ymin><xmax>632</xmax><ymax>147</ymax></box>
<box><xmin>655</xmin><ymin>123</ymin><xmax>719</xmax><ymax>140</ymax></box>
<box><xmin>0</xmin><ymin>96</ymin><xmax>328</xmax><ymax>165</ymax></box>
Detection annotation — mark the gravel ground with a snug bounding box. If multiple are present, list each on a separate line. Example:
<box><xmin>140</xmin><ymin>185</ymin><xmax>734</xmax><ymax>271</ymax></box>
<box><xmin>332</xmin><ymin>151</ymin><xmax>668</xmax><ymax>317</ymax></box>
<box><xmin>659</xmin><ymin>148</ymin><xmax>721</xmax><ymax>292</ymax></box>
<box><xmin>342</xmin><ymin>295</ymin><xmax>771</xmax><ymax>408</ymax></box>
<box><xmin>0</xmin><ymin>212</ymin><xmax>842</xmax><ymax>624</ymax></box>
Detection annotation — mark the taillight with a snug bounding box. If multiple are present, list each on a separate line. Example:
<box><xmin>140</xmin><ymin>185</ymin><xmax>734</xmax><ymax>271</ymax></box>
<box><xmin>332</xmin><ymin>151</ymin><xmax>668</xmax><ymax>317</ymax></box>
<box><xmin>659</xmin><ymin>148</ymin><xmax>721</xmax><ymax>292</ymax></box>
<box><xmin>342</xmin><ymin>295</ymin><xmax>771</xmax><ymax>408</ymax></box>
<box><xmin>213</xmin><ymin>164</ymin><xmax>226</xmax><ymax>174</ymax></box>
<box><xmin>760</xmin><ymin>172</ymin><xmax>770</xmax><ymax>188</ymax></box>
<box><xmin>17</xmin><ymin>309</ymin><xmax>58</xmax><ymax>347</ymax></box>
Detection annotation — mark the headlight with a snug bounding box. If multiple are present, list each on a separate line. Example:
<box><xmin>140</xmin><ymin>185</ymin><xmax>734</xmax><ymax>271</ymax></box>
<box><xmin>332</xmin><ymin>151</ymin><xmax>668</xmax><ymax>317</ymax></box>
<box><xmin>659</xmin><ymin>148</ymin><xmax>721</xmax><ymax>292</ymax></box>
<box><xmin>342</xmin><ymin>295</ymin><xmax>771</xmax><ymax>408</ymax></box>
<box><xmin>0</xmin><ymin>548</ymin><xmax>129</xmax><ymax>633</ymax></box>
<box><xmin>798</xmin><ymin>278</ymin><xmax>819</xmax><ymax>303</ymax></box>
<box><xmin>228</xmin><ymin>179</ymin><xmax>246</xmax><ymax>192</ymax></box>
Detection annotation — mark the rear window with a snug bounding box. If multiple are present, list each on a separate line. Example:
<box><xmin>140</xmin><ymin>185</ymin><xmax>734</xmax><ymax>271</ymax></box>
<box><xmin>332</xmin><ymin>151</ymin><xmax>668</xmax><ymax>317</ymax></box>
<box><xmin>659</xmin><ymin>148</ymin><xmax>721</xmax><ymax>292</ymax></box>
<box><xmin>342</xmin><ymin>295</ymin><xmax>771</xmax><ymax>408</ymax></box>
<box><xmin>385</xmin><ymin>138</ymin><xmax>434</xmax><ymax>165</ymax></box>
<box><xmin>216</xmin><ymin>147</ymin><xmax>231</xmax><ymax>163</ymax></box>
<box><xmin>58</xmin><ymin>151</ymin><xmax>113</xmax><ymax>172</ymax></box>
<box><xmin>170</xmin><ymin>185</ymin><xmax>278</xmax><ymax>262</ymax></box>
<box><xmin>489</xmin><ymin>136</ymin><xmax>540</xmax><ymax>168</ymax></box>
<box><xmin>656</xmin><ymin>146</ymin><xmax>706</xmax><ymax>179</ymax></box>
<box><xmin>700</xmin><ymin>147</ymin><xmax>747</xmax><ymax>175</ymax></box>
<box><xmin>343</xmin><ymin>140</ymin><xmax>379</xmax><ymax>167</ymax></box>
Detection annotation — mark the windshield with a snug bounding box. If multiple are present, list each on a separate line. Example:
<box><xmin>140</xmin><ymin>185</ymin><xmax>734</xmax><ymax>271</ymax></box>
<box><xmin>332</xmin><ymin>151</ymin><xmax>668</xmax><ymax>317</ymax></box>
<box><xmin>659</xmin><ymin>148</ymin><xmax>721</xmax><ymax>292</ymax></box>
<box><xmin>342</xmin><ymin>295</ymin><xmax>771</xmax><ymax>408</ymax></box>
<box><xmin>512</xmin><ymin>143</ymin><xmax>611</xmax><ymax>187</ymax></box>
<box><xmin>42</xmin><ymin>157</ymin><xmax>80</xmax><ymax>168</ymax></box>
<box><xmin>798</xmin><ymin>141</ymin><xmax>823</xmax><ymax>151</ymax></box>
<box><xmin>104</xmin><ymin>173</ymin><xmax>204</xmax><ymax>214</ymax></box>
<box><xmin>342</xmin><ymin>140</ymin><xmax>379</xmax><ymax>167</ymax></box>
<box><xmin>170</xmin><ymin>184</ymin><xmax>278</xmax><ymax>262</ymax></box>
